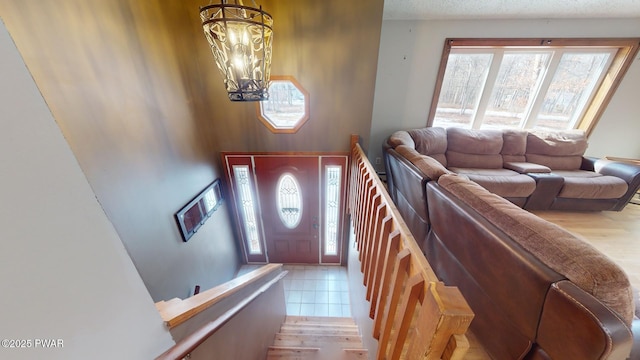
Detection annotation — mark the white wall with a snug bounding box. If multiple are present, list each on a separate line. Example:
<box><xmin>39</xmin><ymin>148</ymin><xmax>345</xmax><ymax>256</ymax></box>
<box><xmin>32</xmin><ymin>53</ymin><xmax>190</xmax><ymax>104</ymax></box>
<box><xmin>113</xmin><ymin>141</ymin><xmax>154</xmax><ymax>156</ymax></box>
<box><xmin>0</xmin><ymin>20</ymin><xmax>174</xmax><ymax>359</ymax></box>
<box><xmin>370</xmin><ymin>18</ymin><xmax>640</xmax><ymax>169</ymax></box>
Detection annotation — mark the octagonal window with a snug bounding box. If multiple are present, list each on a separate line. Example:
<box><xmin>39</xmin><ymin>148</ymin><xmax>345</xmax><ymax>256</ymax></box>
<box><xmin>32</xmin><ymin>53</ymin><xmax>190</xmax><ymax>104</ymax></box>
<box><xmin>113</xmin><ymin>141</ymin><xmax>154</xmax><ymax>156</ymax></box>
<box><xmin>257</xmin><ymin>75</ymin><xmax>309</xmax><ymax>133</ymax></box>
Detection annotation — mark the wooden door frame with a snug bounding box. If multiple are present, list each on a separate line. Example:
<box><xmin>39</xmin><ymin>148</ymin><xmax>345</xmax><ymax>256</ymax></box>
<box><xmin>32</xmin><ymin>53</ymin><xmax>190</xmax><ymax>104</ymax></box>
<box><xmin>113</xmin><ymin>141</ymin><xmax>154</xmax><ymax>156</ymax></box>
<box><xmin>221</xmin><ymin>152</ymin><xmax>349</xmax><ymax>265</ymax></box>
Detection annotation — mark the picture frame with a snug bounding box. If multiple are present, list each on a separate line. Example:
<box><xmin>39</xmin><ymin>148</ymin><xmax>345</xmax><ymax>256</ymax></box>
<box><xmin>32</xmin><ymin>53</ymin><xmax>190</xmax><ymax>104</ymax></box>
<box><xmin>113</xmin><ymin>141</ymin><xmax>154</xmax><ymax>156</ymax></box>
<box><xmin>175</xmin><ymin>179</ymin><xmax>224</xmax><ymax>242</ymax></box>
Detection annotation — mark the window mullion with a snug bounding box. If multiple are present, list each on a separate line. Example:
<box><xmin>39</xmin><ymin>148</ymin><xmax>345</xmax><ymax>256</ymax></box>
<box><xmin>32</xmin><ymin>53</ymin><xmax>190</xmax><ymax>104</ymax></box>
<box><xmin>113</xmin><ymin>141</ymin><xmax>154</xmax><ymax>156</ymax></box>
<box><xmin>522</xmin><ymin>50</ymin><xmax>563</xmax><ymax>129</ymax></box>
<box><xmin>471</xmin><ymin>51</ymin><xmax>503</xmax><ymax>129</ymax></box>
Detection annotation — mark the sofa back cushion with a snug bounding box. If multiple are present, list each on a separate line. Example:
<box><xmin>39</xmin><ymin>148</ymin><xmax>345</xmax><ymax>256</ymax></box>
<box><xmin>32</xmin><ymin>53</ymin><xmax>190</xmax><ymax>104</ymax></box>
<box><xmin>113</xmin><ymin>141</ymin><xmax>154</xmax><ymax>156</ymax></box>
<box><xmin>446</xmin><ymin>127</ymin><xmax>504</xmax><ymax>168</ymax></box>
<box><xmin>438</xmin><ymin>174</ymin><xmax>634</xmax><ymax>325</ymax></box>
<box><xmin>526</xmin><ymin>130</ymin><xmax>588</xmax><ymax>170</ymax></box>
<box><xmin>502</xmin><ymin>129</ymin><xmax>528</xmax><ymax>163</ymax></box>
<box><xmin>407</xmin><ymin>127</ymin><xmax>448</xmax><ymax>165</ymax></box>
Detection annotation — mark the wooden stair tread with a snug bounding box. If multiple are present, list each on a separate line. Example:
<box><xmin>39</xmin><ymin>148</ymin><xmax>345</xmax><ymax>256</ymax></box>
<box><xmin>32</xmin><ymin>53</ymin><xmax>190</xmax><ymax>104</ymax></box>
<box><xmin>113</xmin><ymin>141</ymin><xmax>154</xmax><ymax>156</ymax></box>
<box><xmin>280</xmin><ymin>328</ymin><xmax>360</xmax><ymax>336</ymax></box>
<box><xmin>341</xmin><ymin>349</ymin><xmax>369</xmax><ymax>360</ymax></box>
<box><xmin>281</xmin><ymin>323</ymin><xmax>359</xmax><ymax>330</ymax></box>
<box><xmin>273</xmin><ymin>333</ymin><xmax>363</xmax><ymax>347</ymax></box>
<box><xmin>268</xmin><ymin>316</ymin><xmax>368</xmax><ymax>359</ymax></box>
<box><xmin>266</xmin><ymin>346</ymin><xmax>320</xmax><ymax>360</ymax></box>
<box><xmin>279</xmin><ymin>326</ymin><xmax>360</xmax><ymax>336</ymax></box>
<box><xmin>268</xmin><ymin>346</ymin><xmax>321</xmax><ymax>351</ymax></box>
<box><xmin>267</xmin><ymin>347</ymin><xmax>368</xmax><ymax>360</ymax></box>
<box><xmin>285</xmin><ymin>316</ymin><xmax>356</xmax><ymax>325</ymax></box>
<box><xmin>282</xmin><ymin>322</ymin><xmax>359</xmax><ymax>328</ymax></box>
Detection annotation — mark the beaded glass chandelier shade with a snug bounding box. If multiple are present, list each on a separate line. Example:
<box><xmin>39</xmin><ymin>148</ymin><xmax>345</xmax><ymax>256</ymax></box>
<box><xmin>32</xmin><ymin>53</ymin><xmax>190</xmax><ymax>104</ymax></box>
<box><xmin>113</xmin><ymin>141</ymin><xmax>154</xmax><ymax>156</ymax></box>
<box><xmin>200</xmin><ymin>1</ymin><xmax>273</xmax><ymax>101</ymax></box>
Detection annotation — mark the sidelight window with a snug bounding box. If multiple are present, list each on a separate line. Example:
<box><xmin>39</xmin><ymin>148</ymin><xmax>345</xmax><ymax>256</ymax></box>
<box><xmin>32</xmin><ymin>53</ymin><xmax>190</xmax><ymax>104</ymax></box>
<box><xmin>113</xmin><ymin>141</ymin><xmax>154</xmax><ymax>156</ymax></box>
<box><xmin>233</xmin><ymin>165</ymin><xmax>262</xmax><ymax>255</ymax></box>
<box><xmin>324</xmin><ymin>166</ymin><xmax>341</xmax><ymax>256</ymax></box>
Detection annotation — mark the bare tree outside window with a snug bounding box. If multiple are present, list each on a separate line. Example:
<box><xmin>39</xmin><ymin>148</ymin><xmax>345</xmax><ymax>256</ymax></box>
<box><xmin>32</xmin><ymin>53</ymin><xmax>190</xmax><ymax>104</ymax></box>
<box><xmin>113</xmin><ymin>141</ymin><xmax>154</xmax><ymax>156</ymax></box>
<box><xmin>428</xmin><ymin>38</ymin><xmax>639</xmax><ymax>134</ymax></box>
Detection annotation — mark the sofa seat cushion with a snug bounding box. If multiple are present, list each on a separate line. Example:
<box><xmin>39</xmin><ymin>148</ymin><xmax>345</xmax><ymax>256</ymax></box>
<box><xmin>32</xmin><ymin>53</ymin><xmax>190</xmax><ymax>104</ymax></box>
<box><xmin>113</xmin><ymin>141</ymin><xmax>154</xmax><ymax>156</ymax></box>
<box><xmin>526</xmin><ymin>153</ymin><xmax>584</xmax><ymax>170</ymax></box>
<box><xmin>553</xmin><ymin>170</ymin><xmax>629</xmax><ymax>199</ymax></box>
<box><xmin>438</xmin><ymin>174</ymin><xmax>635</xmax><ymax>325</ymax></box>
<box><xmin>448</xmin><ymin>168</ymin><xmax>536</xmax><ymax>198</ymax></box>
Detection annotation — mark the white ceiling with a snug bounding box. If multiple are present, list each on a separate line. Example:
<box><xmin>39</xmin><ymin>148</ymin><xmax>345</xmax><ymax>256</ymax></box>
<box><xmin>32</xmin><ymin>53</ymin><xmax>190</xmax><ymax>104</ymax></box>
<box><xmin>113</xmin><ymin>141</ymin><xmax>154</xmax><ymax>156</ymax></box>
<box><xmin>383</xmin><ymin>0</ymin><xmax>640</xmax><ymax>20</ymax></box>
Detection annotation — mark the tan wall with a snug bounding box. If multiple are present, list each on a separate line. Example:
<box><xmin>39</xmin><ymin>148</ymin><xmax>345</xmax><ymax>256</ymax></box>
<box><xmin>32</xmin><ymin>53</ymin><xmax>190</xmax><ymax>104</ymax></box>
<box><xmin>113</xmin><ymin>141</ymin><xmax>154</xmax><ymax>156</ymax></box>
<box><xmin>0</xmin><ymin>0</ymin><xmax>383</xmax><ymax>301</ymax></box>
<box><xmin>0</xmin><ymin>20</ymin><xmax>175</xmax><ymax>359</ymax></box>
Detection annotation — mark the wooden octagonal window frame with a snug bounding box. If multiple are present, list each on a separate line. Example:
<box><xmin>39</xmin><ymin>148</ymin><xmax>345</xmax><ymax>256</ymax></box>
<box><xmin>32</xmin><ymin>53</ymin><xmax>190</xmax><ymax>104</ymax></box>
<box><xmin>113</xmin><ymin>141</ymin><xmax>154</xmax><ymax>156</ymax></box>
<box><xmin>256</xmin><ymin>75</ymin><xmax>310</xmax><ymax>134</ymax></box>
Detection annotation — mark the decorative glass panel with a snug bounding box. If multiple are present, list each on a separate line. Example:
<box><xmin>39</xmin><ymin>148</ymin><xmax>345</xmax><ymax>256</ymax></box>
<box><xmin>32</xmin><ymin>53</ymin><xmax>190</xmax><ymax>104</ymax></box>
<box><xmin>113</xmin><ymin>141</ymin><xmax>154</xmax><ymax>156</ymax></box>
<box><xmin>233</xmin><ymin>165</ymin><xmax>262</xmax><ymax>255</ymax></box>
<box><xmin>324</xmin><ymin>166</ymin><xmax>341</xmax><ymax>256</ymax></box>
<box><xmin>276</xmin><ymin>173</ymin><xmax>302</xmax><ymax>229</ymax></box>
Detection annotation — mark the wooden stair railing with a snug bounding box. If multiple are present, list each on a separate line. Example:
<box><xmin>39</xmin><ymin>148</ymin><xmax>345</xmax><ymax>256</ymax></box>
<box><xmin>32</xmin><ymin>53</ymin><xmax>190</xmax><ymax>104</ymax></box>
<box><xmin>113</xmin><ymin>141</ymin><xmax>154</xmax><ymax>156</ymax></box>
<box><xmin>154</xmin><ymin>264</ymin><xmax>287</xmax><ymax>360</ymax></box>
<box><xmin>348</xmin><ymin>136</ymin><xmax>474</xmax><ymax>360</ymax></box>
<box><xmin>155</xmin><ymin>263</ymin><xmax>285</xmax><ymax>328</ymax></box>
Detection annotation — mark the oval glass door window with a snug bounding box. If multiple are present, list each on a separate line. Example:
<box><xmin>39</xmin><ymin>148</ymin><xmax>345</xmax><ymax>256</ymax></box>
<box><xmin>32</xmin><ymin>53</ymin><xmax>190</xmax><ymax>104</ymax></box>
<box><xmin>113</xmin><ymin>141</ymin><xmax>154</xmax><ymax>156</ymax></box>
<box><xmin>276</xmin><ymin>173</ymin><xmax>303</xmax><ymax>229</ymax></box>
<box><xmin>257</xmin><ymin>75</ymin><xmax>310</xmax><ymax>133</ymax></box>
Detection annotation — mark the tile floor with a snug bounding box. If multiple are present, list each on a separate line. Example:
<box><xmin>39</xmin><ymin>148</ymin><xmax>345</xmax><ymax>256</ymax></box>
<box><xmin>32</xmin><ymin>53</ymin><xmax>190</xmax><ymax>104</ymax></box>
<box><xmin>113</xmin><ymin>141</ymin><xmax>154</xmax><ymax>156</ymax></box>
<box><xmin>282</xmin><ymin>264</ymin><xmax>351</xmax><ymax>317</ymax></box>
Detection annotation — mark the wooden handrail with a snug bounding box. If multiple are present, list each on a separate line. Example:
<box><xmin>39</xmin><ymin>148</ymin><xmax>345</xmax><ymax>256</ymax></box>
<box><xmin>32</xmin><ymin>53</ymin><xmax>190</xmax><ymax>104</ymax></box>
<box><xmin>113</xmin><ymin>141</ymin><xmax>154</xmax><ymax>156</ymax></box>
<box><xmin>155</xmin><ymin>270</ymin><xmax>288</xmax><ymax>360</ymax></box>
<box><xmin>349</xmin><ymin>138</ymin><xmax>474</xmax><ymax>360</ymax></box>
<box><xmin>155</xmin><ymin>263</ymin><xmax>283</xmax><ymax>328</ymax></box>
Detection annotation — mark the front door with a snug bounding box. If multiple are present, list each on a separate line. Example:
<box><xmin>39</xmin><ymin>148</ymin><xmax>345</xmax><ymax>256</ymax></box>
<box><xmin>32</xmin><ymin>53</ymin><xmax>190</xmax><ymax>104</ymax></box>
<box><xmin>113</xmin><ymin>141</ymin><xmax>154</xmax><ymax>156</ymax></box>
<box><xmin>254</xmin><ymin>156</ymin><xmax>319</xmax><ymax>263</ymax></box>
<box><xmin>222</xmin><ymin>153</ymin><xmax>348</xmax><ymax>264</ymax></box>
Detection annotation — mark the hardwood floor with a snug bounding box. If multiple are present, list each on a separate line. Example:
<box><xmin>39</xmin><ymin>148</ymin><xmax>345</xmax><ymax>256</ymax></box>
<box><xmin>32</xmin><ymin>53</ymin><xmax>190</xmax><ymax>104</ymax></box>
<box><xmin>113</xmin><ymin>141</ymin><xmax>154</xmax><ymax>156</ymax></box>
<box><xmin>533</xmin><ymin>201</ymin><xmax>640</xmax><ymax>291</ymax></box>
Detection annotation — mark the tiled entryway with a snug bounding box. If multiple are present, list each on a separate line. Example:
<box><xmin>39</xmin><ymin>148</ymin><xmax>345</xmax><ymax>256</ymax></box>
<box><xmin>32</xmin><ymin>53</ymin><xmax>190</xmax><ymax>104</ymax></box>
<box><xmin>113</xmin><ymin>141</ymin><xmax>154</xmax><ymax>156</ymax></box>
<box><xmin>282</xmin><ymin>265</ymin><xmax>351</xmax><ymax>317</ymax></box>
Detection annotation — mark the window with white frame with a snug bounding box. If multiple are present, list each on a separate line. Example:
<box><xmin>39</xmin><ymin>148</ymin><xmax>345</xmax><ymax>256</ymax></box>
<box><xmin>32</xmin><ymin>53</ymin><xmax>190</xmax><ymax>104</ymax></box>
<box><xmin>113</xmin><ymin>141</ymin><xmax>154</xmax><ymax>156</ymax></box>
<box><xmin>428</xmin><ymin>38</ymin><xmax>639</xmax><ymax>134</ymax></box>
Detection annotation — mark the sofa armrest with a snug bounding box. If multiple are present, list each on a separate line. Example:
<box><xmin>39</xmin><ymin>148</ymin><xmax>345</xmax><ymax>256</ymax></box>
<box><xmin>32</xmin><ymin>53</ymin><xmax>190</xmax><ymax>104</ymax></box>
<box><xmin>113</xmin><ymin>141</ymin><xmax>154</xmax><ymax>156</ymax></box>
<box><xmin>583</xmin><ymin>156</ymin><xmax>640</xmax><ymax>211</ymax></box>
<box><xmin>523</xmin><ymin>173</ymin><xmax>564</xmax><ymax>210</ymax></box>
<box><xmin>504</xmin><ymin>161</ymin><xmax>551</xmax><ymax>174</ymax></box>
<box><xmin>384</xmin><ymin>148</ymin><xmax>431</xmax><ymax>236</ymax></box>
<box><xmin>383</xmin><ymin>138</ymin><xmax>397</xmax><ymax>198</ymax></box>
<box><xmin>537</xmin><ymin>280</ymin><xmax>633</xmax><ymax>360</ymax></box>
<box><xmin>590</xmin><ymin>157</ymin><xmax>640</xmax><ymax>184</ymax></box>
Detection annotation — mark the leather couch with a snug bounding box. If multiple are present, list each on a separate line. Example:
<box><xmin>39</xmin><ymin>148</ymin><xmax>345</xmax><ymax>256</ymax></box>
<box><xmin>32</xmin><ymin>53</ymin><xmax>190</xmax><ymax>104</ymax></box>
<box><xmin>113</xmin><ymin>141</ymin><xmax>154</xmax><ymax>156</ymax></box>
<box><xmin>422</xmin><ymin>174</ymin><xmax>638</xmax><ymax>359</ymax></box>
<box><xmin>383</xmin><ymin>127</ymin><xmax>640</xmax><ymax>213</ymax></box>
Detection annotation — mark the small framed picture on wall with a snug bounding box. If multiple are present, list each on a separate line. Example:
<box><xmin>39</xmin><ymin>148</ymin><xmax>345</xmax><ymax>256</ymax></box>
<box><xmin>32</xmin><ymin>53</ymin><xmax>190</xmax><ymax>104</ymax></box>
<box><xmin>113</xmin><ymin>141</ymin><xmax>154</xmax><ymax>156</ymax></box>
<box><xmin>175</xmin><ymin>179</ymin><xmax>223</xmax><ymax>242</ymax></box>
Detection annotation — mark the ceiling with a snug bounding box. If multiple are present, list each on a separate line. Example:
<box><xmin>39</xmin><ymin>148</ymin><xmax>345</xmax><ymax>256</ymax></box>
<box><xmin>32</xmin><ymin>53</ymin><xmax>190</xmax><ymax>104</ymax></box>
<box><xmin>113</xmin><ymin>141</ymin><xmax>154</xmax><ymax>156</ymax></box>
<box><xmin>383</xmin><ymin>0</ymin><xmax>640</xmax><ymax>20</ymax></box>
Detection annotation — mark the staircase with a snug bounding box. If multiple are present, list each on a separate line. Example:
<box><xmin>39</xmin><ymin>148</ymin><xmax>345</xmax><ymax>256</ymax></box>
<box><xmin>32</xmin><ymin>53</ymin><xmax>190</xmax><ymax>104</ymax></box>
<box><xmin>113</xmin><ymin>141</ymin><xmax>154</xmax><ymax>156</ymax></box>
<box><xmin>267</xmin><ymin>316</ymin><xmax>369</xmax><ymax>360</ymax></box>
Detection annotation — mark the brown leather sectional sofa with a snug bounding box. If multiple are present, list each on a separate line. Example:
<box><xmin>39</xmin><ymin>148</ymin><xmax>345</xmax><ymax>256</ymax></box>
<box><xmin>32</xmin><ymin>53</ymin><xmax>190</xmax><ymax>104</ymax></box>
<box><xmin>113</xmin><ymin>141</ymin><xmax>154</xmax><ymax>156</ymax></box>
<box><xmin>423</xmin><ymin>174</ymin><xmax>637</xmax><ymax>359</ymax></box>
<box><xmin>381</xmin><ymin>127</ymin><xmax>640</xmax><ymax>358</ymax></box>
<box><xmin>383</xmin><ymin>127</ymin><xmax>640</xmax><ymax>213</ymax></box>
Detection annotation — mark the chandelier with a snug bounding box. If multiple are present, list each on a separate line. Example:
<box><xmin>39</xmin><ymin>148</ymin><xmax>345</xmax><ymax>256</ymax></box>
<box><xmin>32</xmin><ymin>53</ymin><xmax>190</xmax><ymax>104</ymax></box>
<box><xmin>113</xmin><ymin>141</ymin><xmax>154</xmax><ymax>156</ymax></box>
<box><xmin>200</xmin><ymin>1</ymin><xmax>273</xmax><ymax>101</ymax></box>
